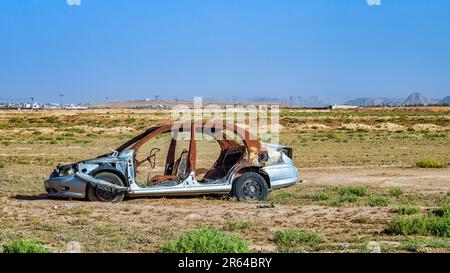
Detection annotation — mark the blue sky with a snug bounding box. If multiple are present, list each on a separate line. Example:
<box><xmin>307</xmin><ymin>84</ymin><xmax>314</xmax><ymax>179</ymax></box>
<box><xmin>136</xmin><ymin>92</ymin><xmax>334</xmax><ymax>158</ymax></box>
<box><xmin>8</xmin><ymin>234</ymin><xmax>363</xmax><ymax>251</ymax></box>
<box><xmin>0</xmin><ymin>0</ymin><xmax>449</xmax><ymax>103</ymax></box>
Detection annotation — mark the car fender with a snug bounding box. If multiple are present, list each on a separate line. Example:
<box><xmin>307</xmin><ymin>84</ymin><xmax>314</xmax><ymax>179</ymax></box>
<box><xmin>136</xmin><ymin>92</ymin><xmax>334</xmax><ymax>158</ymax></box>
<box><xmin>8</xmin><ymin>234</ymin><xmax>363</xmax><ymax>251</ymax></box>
<box><xmin>90</xmin><ymin>166</ymin><xmax>129</xmax><ymax>186</ymax></box>
<box><xmin>229</xmin><ymin>164</ymin><xmax>271</xmax><ymax>189</ymax></box>
<box><xmin>75</xmin><ymin>173</ymin><xmax>129</xmax><ymax>192</ymax></box>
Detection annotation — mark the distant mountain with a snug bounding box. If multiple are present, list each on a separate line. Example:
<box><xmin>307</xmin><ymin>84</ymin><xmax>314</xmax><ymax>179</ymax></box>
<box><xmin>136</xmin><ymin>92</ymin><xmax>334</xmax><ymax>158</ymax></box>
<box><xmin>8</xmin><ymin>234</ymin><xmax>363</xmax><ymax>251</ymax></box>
<box><xmin>440</xmin><ymin>96</ymin><xmax>450</xmax><ymax>106</ymax></box>
<box><xmin>234</xmin><ymin>96</ymin><xmax>329</xmax><ymax>107</ymax></box>
<box><xmin>345</xmin><ymin>93</ymin><xmax>447</xmax><ymax>107</ymax></box>
<box><xmin>244</xmin><ymin>97</ymin><xmax>284</xmax><ymax>103</ymax></box>
<box><xmin>297</xmin><ymin>96</ymin><xmax>329</xmax><ymax>107</ymax></box>
<box><xmin>404</xmin><ymin>92</ymin><xmax>429</xmax><ymax>106</ymax></box>
<box><xmin>344</xmin><ymin>97</ymin><xmax>403</xmax><ymax>107</ymax></box>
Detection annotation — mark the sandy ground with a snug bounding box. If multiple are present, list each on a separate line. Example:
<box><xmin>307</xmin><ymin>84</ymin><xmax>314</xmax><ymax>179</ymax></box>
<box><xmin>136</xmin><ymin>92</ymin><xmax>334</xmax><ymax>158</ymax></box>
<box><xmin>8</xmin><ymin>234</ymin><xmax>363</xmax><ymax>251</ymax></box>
<box><xmin>2</xmin><ymin>168</ymin><xmax>448</xmax><ymax>224</ymax></box>
<box><xmin>0</xmin><ymin>166</ymin><xmax>449</xmax><ymax>252</ymax></box>
<box><xmin>302</xmin><ymin>167</ymin><xmax>450</xmax><ymax>193</ymax></box>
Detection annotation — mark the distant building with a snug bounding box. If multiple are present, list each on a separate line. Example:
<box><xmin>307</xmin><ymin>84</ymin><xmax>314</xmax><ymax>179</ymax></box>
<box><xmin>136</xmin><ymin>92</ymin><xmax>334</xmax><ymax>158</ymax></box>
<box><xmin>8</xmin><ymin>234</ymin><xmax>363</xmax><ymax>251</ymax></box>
<box><xmin>330</xmin><ymin>104</ymin><xmax>359</xmax><ymax>110</ymax></box>
<box><xmin>32</xmin><ymin>102</ymin><xmax>41</xmax><ymax>109</ymax></box>
<box><xmin>65</xmin><ymin>104</ymin><xmax>89</xmax><ymax>110</ymax></box>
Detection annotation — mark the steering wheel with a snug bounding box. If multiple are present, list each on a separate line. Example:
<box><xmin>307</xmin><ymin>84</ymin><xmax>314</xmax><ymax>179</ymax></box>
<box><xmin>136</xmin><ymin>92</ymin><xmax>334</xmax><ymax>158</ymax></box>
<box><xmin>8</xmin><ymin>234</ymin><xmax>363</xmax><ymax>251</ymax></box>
<box><xmin>137</xmin><ymin>148</ymin><xmax>160</xmax><ymax>169</ymax></box>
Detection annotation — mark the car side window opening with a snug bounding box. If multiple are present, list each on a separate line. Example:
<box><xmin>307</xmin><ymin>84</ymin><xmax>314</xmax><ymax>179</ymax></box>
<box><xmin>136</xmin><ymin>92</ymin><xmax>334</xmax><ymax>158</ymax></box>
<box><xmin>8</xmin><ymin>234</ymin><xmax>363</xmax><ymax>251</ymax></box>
<box><xmin>194</xmin><ymin>133</ymin><xmax>221</xmax><ymax>182</ymax></box>
<box><xmin>194</xmin><ymin>129</ymin><xmax>247</xmax><ymax>183</ymax></box>
<box><xmin>134</xmin><ymin>131</ymin><xmax>190</xmax><ymax>187</ymax></box>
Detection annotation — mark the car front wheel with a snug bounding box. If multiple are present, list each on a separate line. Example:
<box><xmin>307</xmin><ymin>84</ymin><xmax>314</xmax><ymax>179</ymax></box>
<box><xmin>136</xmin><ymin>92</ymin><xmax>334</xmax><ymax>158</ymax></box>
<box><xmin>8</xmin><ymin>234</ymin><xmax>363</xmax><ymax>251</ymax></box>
<box><xmin>86</xmin><ymin>172</ymin><xmax>125</xmax><ymax>202</ymax></box>
<box><xmin>232</xmin><ymin>172</ymin><xmax>269</xmax><ymax>201</ymax></box>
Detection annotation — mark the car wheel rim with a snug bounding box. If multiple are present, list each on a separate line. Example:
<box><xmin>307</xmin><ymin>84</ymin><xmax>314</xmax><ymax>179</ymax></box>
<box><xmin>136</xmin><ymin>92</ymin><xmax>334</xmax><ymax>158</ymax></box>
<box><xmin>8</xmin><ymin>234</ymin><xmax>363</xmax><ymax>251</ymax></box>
<box><xmin>242</xmin><ymin>179</ymin><xmax>261</xmax><ymax>199</ymax></box>
<box><xmin>95</xmin><ymin>185</ymin><xmax>117</xmax><ymax>202</ymax></box>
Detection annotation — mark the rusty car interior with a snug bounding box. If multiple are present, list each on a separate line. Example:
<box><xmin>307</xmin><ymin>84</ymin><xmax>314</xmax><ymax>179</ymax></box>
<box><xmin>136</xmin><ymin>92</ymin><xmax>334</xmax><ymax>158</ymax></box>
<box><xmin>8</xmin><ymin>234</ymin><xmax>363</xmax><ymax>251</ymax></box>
<box><xmin>120</xmin><ymin>123</ymin><xmax>260</xmax><ymax>188</ymax></box>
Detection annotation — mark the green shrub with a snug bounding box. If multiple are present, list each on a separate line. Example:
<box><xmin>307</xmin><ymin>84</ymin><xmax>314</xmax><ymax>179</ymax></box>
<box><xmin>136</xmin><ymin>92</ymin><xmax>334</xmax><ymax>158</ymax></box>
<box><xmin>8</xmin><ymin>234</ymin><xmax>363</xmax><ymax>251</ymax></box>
<box><xmin>386</xmin><ymin>215</ymin><xmax>428</xmax><ymax>236</ymax></box>
<box><xmin>390</xmin><ymin>188</ymin><xmax>403</xmax><ymax>197</ymax></box>
<box><xmin>368</xmin><ymin>197</ymin><xmax>391</xmax><ymax>207</ymax></box>
<box><xmin>223</xmin><ymin>219</ymin><xmax>254</xmax><ymax>231</ymax></box>
<box><xmin>43</xmin><ymin>116</ymin><xmax>59</xmax><ymax>123</ymax></box>
<box><xmin>273</xmin><ymin>229</ymin><xmax>323</xmax><ymax>252</ymax></box>
<box><xmin>386</xmin><ymin>204</ymin><xmax>450</xmax><ymax>237</ymax></box>
<box><xmin>269</xmin><ymin>191</ymin><xmax>296</xmax><ymax>204</ymax></box>
<box><xmin>2</xmin><ymin>239</ymin><xmax>52</xmax><ymax>253</ymax></box>
<box><xmin>400</xmin><ymin>239</ymin><xmax>419</xmax><ymax>252</ymax></box>
<box><xmin>325</xmin><ymin>132</ymin><xmax>341</xmax><ymax>141</ymax></box>
<box><xmin>312</xmin><ymin>192</ymin><xmax>330</xmax><ymax>202</ymax></box>
<box><xmin>327</xmin><ymin>186</ymin><xmax>368</xmax><ymax>206</ymax></box>
<box><xmin>395</xmin><ymin>205</ymin><xmax>420</xmax><ymax>215</ymax></box>
<box><xmin>403</xmin><ymin>238</ymin><xmax>450</xmax><ymax>250</ymax></box>
<box><xmin>423</xmin><ymin>132</ymin><xmax>447</xmax><ymax>139</ymax></box>
<box><xmin>426</xmin><ymin>216</ymin><xmax>450</xmax><ymax>237</ymax></box>
<box><xmin>125</xmin><ymin>116</ymin><xmax>136</xmax><ymax>124</ymax></box>
<box><xmin>67</xmin><ymin>128</ymin><xmax>85</xmax><ymax>134</ymax></box>
<box><xmin>0</xmin><ymin>161</ymin><xmax>4</xmax><ymax>169</ymax></box>
<box><xmin>335</xmin><ymin>193</ymin><xmax>359</xmax><ymax>204</ymax></box>
<box><xmin>8</xmin><ymin>117</ymin><xmax>21</xmax><ymax>123</ymax></box>
<box><xmin>339</xmin><ymin>186</ymin><xmax>367</xmax><ymax>197</ymax></box>
<box><xmin>352</xmin><ymin>214</ymin><xmax>371</xmax><ymax>224</ymax></box>
<box><xmin>161</xmin><ymin>228</ymin><xmax>249</xmax><ymax>253</ymax></box>
<box><xmin>415</xmin><ymin>159</ymin><xmax>447</xmax><ymax>169</ymax></box>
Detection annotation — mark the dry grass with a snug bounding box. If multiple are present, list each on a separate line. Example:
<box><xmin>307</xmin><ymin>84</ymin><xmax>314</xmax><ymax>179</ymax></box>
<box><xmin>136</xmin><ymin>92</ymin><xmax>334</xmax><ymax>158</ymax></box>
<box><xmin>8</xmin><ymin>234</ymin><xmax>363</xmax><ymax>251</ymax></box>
<box><xmin>0</xmin><ymin>107</ymin><xmax>449</xmax><ymax>253</ymax></box>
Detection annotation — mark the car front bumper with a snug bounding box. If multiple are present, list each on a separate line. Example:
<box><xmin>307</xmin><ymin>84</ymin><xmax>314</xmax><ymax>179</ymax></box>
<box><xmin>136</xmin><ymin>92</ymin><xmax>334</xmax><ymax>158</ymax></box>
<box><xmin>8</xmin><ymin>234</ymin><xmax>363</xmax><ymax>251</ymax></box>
<box><xmin>44</xmin><ymin>175</ymin><xmax>87</xmax><ymax>199</ymax></box>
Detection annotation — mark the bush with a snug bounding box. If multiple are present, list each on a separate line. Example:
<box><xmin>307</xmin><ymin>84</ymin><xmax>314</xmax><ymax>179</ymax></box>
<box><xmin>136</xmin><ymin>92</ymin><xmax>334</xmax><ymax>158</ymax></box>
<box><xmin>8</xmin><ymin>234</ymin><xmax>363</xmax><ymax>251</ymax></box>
<box><xmin>423</xmin><ymin>132</ymin><xmax>447</xmax><ymax>139</ymax></box>
<box><xmin>390</xmin><ymin>188</ymin><xmax>403</xmax><ymax>197</ymax></box>
<box><xmin>352</xmin><ymin>214</ymin><xmax>371</xmax><ymax>224</ymax></box>
<box><xmin>43</xmin><ymin>116</ymin><xmax>59</xmax><ymax>123</ymax></box>
<box><xmin>335</xmin><ymin>193</ymin><xmax>359</xmax><ymax>204</ymax></box>
<box><xmin>368</xmin><ymin>197</ymin><xmax>391</xmax><ymax>207</ymax></box>
<box><xmin>400</xmin><ymin>239</ymin><xmax>419</xmax><ymax>252</ymax></box>
<box><xmin>330</xmin><ymin>186</ymin><xmax>368</xmax><ymax>205</ymax></box>
<box><xmin>312</xmin><ymin>192</ymin><xmax>330</xmax><ymax>202</ymax></box>
<box><xmin>223</xmin><ymin>219</ymin><xmax>254</xmax><ymax>231</ymax></box>
<box><xmin>386</xmin><ymin>215</ymin><xmax>428</xmax><ymax>236</ymax></box>
<box><xmin>161</xmin><ymin>228</ymin><xmax>249</xmax><ymax>253</ymax></box>
<box><xmin>395</xmin><ymin>205</ymin><xmax>420</xmax><ymax>215</ymax></box>
<box><xmin>273</xmin><ymin>229</ymin><xmax>323</xmax><ymax>252</ymax></box>
<box><xmin>415</xmin><ymin>160</ymin><xmax>447</xmax><ymax>169</ymax></box>
<box><xmin>400</xmin><ymin>238</ymin><xmax>450</xmax><ymax>252</ymax></box>
<box><xmin>0</xmin><ymin>161</ymin><xmax>4</xmax><ymax>169</ymax></box>
<box><xmin>339</xmin><ymin>186</ymin><xmax>367</xmax><ymax>197</ymax></box>
<box><xmin>386</xmin><ymin>204</ymin><xmax>450</xmax><ymax>237</ymax></box>
<box><xmin>269</xmin><ymin>191</ymin><xmax>296</xmax><ymax>204</ymax></box>
<box><xmin>2</xmin><ymin>239</ymin><xmax>52</xmax><ymax>253</ymax></box>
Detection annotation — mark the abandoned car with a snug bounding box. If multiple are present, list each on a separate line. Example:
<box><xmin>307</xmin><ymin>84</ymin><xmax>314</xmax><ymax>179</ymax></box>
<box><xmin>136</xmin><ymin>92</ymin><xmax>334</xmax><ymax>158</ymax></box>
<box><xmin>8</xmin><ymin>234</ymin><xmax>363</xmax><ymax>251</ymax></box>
<box><xmin>45</xmin><ymin>123</ymin><xmax>299</xmax><ymax>202</ymax></box>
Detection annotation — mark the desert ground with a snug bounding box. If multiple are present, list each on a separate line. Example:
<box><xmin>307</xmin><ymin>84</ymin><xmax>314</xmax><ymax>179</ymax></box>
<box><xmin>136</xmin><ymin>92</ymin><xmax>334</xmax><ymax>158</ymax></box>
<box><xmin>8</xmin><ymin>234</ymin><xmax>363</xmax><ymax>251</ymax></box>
<box><xmin>0</xmin><ymin>107</ymin><xmax>449</xmax><ymax>253</ymax></box>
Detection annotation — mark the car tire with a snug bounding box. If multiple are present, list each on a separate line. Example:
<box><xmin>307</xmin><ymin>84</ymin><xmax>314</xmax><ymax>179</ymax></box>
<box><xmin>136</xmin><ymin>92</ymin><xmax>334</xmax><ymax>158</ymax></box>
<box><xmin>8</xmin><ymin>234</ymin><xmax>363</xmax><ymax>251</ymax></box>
<box><xmin>232</xmin><ymin>172</ymin><xmax>269</xmax><ymax>201</ymax></box>
<box><xmin>86</xmin><ymin>172</ymin><xmax>125</xmax><ymax>202</ymax></box>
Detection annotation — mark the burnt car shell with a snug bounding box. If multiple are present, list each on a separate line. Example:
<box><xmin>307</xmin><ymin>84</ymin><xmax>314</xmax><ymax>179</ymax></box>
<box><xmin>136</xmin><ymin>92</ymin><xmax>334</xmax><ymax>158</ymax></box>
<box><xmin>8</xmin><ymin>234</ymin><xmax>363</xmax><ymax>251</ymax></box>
<box><xmin>45</xmin><ymin>123</ymin><xmax>299</xmax><ymax>201</ymax></box>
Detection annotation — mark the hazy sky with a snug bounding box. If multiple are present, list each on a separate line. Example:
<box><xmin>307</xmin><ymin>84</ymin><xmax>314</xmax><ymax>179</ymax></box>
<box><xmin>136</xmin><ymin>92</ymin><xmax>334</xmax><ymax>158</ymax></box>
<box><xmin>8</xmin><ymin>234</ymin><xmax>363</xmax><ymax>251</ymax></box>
<box><xmin>0</xmin><ymin>0</ymin><xmax>449</xmax><ymax>103</ymax></box>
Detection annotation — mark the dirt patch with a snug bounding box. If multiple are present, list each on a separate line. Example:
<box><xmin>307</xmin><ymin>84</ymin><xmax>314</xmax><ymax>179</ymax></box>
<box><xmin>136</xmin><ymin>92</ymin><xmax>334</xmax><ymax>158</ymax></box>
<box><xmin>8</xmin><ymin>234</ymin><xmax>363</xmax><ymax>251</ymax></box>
<box><xmin>301</xmin><ymin>167</ymin><xmax>450</xmax><ymax>192</ymax></box>
<box><xmin>412</xmin><ymin>124</ymin><xmax>445</xmax><ymax>132</ymax></box>
<box><xmin>338</xmin><ymin>123</ymin><xmax>373</xmax><ymax>131</ymax></box>
<box><xmin>377</xmin><ymin>123</ymin><xmax>406</xmax><ymax>132</ymax></box>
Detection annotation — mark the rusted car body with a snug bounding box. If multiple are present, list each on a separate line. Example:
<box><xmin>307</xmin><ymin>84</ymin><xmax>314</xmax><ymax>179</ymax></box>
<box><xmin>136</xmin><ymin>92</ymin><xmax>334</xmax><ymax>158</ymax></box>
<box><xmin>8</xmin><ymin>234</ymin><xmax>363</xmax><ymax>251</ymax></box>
<box><xmin>45</xmin><ymin>123</ymin><xmax>299</xmax><ymax>202</ymax></box>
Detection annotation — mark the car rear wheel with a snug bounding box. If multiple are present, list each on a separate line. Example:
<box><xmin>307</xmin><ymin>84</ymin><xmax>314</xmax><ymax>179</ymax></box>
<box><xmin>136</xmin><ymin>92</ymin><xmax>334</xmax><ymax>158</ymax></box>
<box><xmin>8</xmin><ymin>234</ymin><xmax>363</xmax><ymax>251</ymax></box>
<box><xmin>232</xmin><ymin>172</ymin><xmax>269</xmax><ymax>201</ymax></box>
<box><xmin>86</xmin><ymin>172</ymin><xmax>125</xmax><ymax>202</ymax></box>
